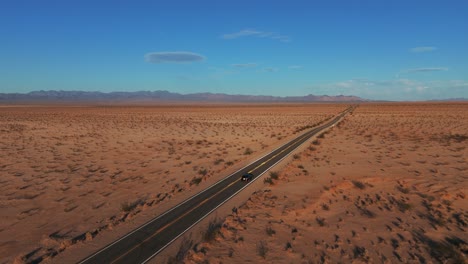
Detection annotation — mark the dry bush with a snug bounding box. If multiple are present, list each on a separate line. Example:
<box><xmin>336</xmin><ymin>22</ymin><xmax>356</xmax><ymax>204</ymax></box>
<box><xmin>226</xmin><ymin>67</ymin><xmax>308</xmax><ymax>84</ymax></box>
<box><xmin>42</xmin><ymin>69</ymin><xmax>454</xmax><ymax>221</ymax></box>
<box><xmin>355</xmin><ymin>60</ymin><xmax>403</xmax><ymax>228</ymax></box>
<box><xmin>257</xmin><ymin>240</ymin><xmax>269</xmax><ymax>259</ymax></box>
<box><xmin>204</xmin><ymin>218</ymin><xmax>222</xmax><ymax>242</ymax></box>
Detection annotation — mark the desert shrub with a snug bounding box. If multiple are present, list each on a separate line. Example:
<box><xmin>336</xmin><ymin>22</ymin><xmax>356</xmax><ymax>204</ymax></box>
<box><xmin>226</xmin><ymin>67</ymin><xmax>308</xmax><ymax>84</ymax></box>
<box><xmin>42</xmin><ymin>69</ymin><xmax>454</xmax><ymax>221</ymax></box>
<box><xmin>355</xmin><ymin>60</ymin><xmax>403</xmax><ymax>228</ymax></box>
<box><xmin>396</xmin><ymin>200</ymin><xmax>413</xmax><ymax>212</ymax></box>
<box><xmin>265</xmin><ymin>226</ymin><xmax>276</xmax><ymax>236</ymax></box>
<box><xmin>214</xmin><ymin>159</ymin><xmax>224</xmax><ymax>165</ymax></box>
<box><xmin>269</xmin><ymin>171</ymin><xmax>279</xmax><ymax>180</ymax></box>
<box><xmin>353</xmin><ymin>246</ymin><xmax>369</xmax><ymax>260</ymax></box>
<box><xmin>413</xmin><ymin>231</ymin><xmax>465</xmax><ymax>263</ymax></box>
<box><xmin>264</xmin><ymin>177</ymin><xmax>274</xmax><ymax>185</ymax></box>
<box><xmin>257</xmin><ymin>240</ymin><xmax>268</xmax><ymax>259</ymax></box>
<box><xmin>316</xmin><ymin>217</ymin><xmax>326</xmax><ymax>227</ymax></box>
<box><xmin>167</xmin><ymin>237</ymin><xmax>193</xmax><ymax>264</ymax></box>
<box><xmin>312</xmin><ymin>140</ymin><xmax>320</xmax><ymax>145</ymax></box>
<box><xmin>285</xmin><ymin>242</ymin><xmax>292</xmax><ymax>250</ymax></box>
<box><xmin>444</xmin><ymin>133</ymin><xmax>468</xmax><ymax>143</ymax></box>
<box><xmin>397</xmin><ymin>185</ymin><xmax>410</xmax><ymax>194</ymax></box>
<box><xmin>204</xmin><ymin>218</ymin><xmax>222</xmax><ymax>242</ymax></box>
<box><xmin>120</xmin><ymin>199</ymin><xmax>143</xmax><ymax>212</ymax></box>
<box><xmin>225</xmin><ymin>161</ymin><xmax>234</xmax><ymax>166</ymax></box>
<box><xmin>190</xmin><ymin>177</ymin><xmax>203</xmax><ymax>186</ymax></box>
<box><xmin>293</xmin><ymin>154</ymin><xmax>301</xmax><ymax>160</ymax></box>
<box><xmin>244</xmin><ymin>148</ymin><xmax>253</xmax><ymax>155</ymax></box>
<box><xmin>358</xmin><ymin>207</ymin><xmax>376</xmax><ymax>218</ymax></box>
<box><xmin>198</xmin><ymin>168</ymin><xmax>208</xmax><ymax>176</ymax></box>
<box><xmin>352</xmin><ymin>180</ymin><xmax>366</xmax><ymax>190</ymax></box>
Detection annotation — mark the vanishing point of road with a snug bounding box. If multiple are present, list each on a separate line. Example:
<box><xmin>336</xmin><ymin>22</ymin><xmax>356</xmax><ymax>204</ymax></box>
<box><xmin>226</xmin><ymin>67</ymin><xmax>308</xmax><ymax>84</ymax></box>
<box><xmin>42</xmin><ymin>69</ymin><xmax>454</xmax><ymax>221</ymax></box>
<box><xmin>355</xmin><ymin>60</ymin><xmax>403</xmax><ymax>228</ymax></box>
<box><xmin>78</xmin><ymin>107</ymin><xmax>353</xmax><ymax>264</ymax></box>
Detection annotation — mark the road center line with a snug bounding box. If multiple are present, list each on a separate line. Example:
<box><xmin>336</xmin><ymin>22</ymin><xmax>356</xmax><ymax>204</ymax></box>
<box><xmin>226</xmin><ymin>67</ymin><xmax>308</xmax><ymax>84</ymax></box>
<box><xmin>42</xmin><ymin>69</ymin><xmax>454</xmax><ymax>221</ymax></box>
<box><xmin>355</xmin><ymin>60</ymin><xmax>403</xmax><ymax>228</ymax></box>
<box><xmin>110</xmin><ymin>180</ymin><xmax>238</xmax><ymax>264</ymax></box>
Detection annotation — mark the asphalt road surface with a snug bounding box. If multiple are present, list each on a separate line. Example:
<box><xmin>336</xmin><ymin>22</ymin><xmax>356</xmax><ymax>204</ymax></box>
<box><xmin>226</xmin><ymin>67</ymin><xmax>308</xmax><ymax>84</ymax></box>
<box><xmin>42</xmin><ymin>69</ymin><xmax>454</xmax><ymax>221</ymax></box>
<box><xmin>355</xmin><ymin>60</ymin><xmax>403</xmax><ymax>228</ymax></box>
<box><xmin>78</xmin><ymin>107</ymin><xmax>352</xmax><ymax>264</ymax></box>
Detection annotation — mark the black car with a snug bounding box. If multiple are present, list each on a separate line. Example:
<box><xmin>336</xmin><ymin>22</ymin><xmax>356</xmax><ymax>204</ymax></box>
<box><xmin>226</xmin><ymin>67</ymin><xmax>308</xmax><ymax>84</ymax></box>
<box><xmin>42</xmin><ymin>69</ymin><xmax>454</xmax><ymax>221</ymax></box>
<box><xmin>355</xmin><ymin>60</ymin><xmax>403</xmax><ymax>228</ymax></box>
<box><xmin>241</xmin><ymin>172</ymin><xmax>254</xmax><ymax>182</ymax></box>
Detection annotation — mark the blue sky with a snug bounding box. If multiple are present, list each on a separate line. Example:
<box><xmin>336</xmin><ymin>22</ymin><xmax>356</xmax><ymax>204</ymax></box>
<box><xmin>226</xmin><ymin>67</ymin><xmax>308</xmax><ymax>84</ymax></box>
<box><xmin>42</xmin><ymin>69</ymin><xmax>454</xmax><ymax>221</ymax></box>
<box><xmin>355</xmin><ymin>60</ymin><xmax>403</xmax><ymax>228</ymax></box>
<box><xmin>1</xmin><ymin>0</ymin><xmax>467</xmax><ymax>100</ymax></box>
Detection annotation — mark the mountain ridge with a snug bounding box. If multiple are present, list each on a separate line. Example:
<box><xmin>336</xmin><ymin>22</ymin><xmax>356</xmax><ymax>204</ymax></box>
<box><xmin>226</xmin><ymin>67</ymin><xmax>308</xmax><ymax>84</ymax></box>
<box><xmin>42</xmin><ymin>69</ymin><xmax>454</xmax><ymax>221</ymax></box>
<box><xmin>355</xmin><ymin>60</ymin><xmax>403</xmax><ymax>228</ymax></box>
<box><xmin>0</xmin><ymin>90</ymin><xmax>365</xmax><ymax>103</ymax></box>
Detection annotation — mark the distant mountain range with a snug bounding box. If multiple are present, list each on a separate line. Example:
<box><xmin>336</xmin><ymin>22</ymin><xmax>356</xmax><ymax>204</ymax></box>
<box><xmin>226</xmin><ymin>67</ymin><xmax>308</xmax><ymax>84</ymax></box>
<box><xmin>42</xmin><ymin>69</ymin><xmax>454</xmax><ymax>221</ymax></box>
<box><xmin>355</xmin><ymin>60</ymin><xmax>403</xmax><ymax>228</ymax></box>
<box><xmin>0</xmin><ymin>90</ymin><xmax>365</xmax><ymax>103</ymax></box>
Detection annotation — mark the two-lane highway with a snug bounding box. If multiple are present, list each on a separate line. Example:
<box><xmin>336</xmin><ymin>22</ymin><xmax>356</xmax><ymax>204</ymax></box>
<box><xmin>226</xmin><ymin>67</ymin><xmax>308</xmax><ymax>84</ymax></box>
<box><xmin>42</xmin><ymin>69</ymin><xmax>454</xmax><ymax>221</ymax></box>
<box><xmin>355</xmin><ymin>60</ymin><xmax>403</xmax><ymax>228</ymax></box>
<box><xmin>79</xmin><ymin>107</ymin><xmax>352</xmax><ymax>264</ymax></box>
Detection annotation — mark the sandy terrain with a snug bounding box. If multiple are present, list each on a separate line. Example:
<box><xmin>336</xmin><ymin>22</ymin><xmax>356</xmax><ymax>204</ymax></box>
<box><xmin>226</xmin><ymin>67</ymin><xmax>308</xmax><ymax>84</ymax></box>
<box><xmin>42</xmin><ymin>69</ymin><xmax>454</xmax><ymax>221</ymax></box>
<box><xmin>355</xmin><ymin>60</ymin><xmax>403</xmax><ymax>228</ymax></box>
<box><xmin>0</xmin><ymin>104</ymin><xmax>347</xmax><ymax>263</ymax></box>
<box><xmin>181</xmin><ymin>103</ymin><xmax>468</xmax><ymax>264</ymax></box>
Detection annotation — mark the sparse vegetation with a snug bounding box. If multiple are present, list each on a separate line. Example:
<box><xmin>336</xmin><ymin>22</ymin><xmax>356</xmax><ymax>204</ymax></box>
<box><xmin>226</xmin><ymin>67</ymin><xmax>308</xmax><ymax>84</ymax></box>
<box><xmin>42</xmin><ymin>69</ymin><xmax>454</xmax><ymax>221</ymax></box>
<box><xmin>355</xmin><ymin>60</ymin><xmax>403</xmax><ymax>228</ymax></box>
<box><xmin>6</xmin><ymin>103</ymin><xmax>468</xmax><ymax>264</ymax></box>
<box><xmin>120</xmin><ymin>198</ymin><xmax>144</xmax><ymax>212</ymax></box>
<box><xmin>397</xmin><ymin>185</ymin><xmax>410</xmax><ymax>194</ymax></box>
<box><xmin>214</xmin><ymin>158</ymin><xmax>224</xmax><ymax>165</ymax></box>
<box><xmin>352</xmin><ymin>180</ymin><xmax>366</xmax><ymax>190</ymax></box>
<box><xmin>443</xmin><ymin>133</ymin><xmax>468</xmax><ymax>143</ymax></box>
<box><xmin>264</xmin><ymin>177</ymin><xmax>274</xmax><ymax>185</ymax></box>
<box><xmin>265</xmin><ymin>226</ymin><xmax>276</xmax><ymax>236</ymax></box>
<box><xmin>321</xmin><ymin>203</ymin><xmax>330</xmax><ymax>211</ymax></box>
<box><xmin>244</xmin><ymin>148</ymin><xmax>253</xmax><ymax>155</ymax></box>
<box><xmin>167</xmin><ymin>238</ymin><xmax>193</xmax><ymax>264</ymax></box>
<box><xmin>190</xmin><ymin>176</ymin><xmax>203</xmax><ymax>186</ymax></box>
<box><xmin>269</xmin><ymin>171</ymin><xmax>279</xmax><ymax>180</ymax></box>
<box><xmin>204</xmin><ymin>218</ymin><xmax>222</xmax><ymax>242</ymax></box>
<box><xmin>316</xmin><ymin>217</ymin><xmax>326</xmax><ymax>227</ymax></box>
<box><xmin>198</xmin><ymin>168</ymin><xmax>208</xmax><ymax>176</ymax></box>
<box><xmin>396</xmin><ymin>200</ymin><xmax>413</xmax><ymax>212</ymax></box>
<box><xmin>257</xmin><ymin>240</ymin><xmax>269</xmax><ymax>259</ymax></box>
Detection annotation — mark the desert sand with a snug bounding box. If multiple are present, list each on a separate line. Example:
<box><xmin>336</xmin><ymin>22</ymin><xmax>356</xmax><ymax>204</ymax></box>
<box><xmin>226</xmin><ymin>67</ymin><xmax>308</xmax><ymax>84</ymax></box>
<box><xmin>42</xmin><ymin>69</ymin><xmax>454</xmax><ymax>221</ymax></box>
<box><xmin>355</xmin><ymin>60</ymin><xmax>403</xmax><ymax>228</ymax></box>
<box><xmin>0</xmin><ymin>104</ymin><xmax>347</xmax><ymax>263</ymax></box>
<box><xmin>180</xmin><ymin>103</ymin><xmax>468</xmax><ymax>264</ymax></box>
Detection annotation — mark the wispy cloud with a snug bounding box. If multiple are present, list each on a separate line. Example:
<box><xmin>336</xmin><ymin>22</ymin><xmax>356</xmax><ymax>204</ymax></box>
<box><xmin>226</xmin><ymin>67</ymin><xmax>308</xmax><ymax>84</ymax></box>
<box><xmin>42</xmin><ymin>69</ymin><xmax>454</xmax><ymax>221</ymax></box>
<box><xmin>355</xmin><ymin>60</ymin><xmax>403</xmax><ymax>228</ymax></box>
<box><xmin>232</xmin><ymin>63</ymin><xmax>258</xmax><ymax>68</ymax></box>
<box><xmin>222</xmin><ymin>29</ymin><xmax>291</xmax><ymax>42</ymax></box>
<box><xmin>404</xmin><ymin>67</ymin><xmax>448</xmax><ymax>73</ymax></box>
<box><xmin>410</xmin><ymin>46</ymin><xmax>437</xmax><ymax>53</ymax></box>
<box><xmin>263</xmin><ymin>67</ymin><xmax>278</xmax><ymax>72</ymax></box>
<box><xmin>144</xmin><ymin>51</ymin><xmax>205</xmax><ymax>63</ymax></box>
<box><xmin>396</xmin><ymin>67</ymin><xmax>448</xmax><ymax>78</ymax></box>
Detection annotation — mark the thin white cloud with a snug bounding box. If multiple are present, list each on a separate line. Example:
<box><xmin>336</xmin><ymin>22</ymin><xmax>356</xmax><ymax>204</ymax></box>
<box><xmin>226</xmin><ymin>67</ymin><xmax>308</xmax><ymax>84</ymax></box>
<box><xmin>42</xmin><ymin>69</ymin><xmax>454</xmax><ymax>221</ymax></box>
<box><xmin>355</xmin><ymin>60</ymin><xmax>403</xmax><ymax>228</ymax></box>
<box><xmin>410</xmin><ymin>46</ymin><xmax>437</xmax><ymax>53</ymax></box>
<box><xmin>404</xmin><ymin>67</ymin><xmax>448</xmax><ymax>73</ymax></box>
<box><xmin>396</xmin><ymin>67</ymin><xmax>448</xmax><ymax>78</ymax></box>
<box><xmin>222</xmin><ymin>29</ymin><xmax>291</xmax><ymax>42</ymax></box>
<box><xmin>232</xmin><ymin>63</ymin><xmax>258</xmax><ymax>68</ymax></box>
<box><xmin>263</xmin><ymin>67</ymin><xmax>278</xmax><ymax>72</ymax></box>
<box><xmin>222</xmin><ymin>29</ymin><xmax>261</xmax><ymax>39</ymax></box>
<box><xmin>144</xmin><ymin>51</ymin><xmax>205</xmax><ymax>63</ymax></box>
<box><xmin>288</xmin><ymin>65</ymin><xmax>303</xmax><ymax>70</ymax></box>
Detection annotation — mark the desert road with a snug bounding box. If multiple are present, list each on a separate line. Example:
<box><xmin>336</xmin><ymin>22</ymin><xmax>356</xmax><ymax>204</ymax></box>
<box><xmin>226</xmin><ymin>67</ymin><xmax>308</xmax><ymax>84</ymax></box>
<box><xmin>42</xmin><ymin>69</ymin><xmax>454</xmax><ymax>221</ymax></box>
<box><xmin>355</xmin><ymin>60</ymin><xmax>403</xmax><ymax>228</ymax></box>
<box><xmin>78</xmin><ymin>107</ymin><xmax>352</xmax><ymax>264</ymax></box>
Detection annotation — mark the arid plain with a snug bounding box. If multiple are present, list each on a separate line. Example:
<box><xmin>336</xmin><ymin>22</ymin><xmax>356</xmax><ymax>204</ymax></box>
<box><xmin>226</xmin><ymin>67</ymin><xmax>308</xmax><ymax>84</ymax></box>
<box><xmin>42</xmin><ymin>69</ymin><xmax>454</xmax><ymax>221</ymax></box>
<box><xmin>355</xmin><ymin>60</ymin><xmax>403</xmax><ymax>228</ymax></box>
<box><xmin>180</xmin><ymin>103</ymin><xmax>468</xmax><ymax>264</ymax></box>
<box><xmin>0</xmin><ymin>104</ymin><xmax>347</xmax><ymax>263</ymax></box>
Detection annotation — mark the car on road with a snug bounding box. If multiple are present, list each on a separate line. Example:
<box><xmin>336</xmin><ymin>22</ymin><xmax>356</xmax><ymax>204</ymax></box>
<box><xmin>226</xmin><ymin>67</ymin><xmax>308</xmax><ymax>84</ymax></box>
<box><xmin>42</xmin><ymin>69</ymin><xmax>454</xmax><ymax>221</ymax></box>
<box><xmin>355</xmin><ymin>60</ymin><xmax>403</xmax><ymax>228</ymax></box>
<box><xmin>241</xmin><ymin>172</ymin><xmax>254</xmax><ymax>182</ymax></box>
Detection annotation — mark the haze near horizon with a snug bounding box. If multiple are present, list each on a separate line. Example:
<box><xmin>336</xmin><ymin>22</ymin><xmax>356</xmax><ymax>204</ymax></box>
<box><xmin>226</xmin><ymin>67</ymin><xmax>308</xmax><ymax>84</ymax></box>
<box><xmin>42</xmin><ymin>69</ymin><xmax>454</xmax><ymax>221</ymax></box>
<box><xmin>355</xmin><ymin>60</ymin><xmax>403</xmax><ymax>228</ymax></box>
<box><xmin>1</xmin><ymin>0</ymin><xmax>467</xmax><ymax>101</ymax></box>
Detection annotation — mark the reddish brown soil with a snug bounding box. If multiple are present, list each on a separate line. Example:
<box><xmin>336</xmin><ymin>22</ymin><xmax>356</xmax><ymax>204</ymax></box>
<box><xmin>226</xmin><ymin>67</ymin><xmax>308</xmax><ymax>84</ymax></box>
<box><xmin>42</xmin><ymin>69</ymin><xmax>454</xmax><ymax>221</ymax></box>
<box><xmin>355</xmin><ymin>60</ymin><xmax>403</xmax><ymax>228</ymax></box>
<box><xmin>0</xmin><ymin>104</ymin><xmax>347</xmax><ymax>263</ymax></box>
<box><xmin>181</xmin><ymin>103</ymin><xmax>468</xmax><ymax>264</ymax></box>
